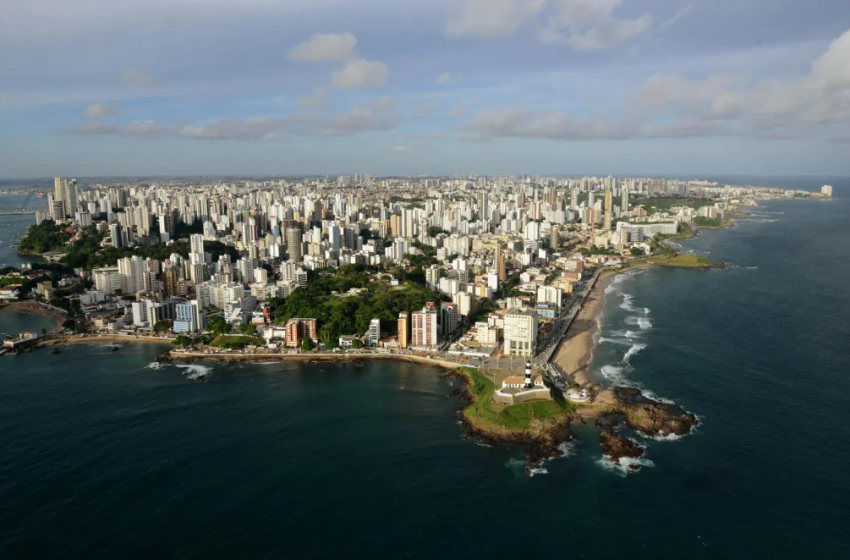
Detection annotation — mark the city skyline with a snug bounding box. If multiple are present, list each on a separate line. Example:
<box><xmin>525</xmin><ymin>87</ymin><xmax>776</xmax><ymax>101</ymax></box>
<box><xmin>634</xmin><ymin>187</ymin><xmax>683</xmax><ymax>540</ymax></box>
<box><xmin>2</xmin><ymin>0</ymin><xmax>850</xmax><ymax>178</ymax></box>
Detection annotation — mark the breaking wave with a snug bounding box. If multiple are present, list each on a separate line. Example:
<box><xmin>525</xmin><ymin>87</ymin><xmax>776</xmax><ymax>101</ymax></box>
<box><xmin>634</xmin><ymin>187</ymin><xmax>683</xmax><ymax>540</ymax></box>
<box><xmin>637</xmin><ymin>317</ymin><xmax>652</xmax><ymax>330</ymax></box>
<box><xmin>596</xmin><ymin>455</ymin><xmax>656</xmax><ymax>476</ymax></box>
<box><xmin>176</xmin><ymin>364</ymin><xmax>213</xmax><ymax>381</ymax></box>
<box><xmin>623</xmin><ymin>343</ymin><xmax>647</xmax><ymax>364</ymax></box>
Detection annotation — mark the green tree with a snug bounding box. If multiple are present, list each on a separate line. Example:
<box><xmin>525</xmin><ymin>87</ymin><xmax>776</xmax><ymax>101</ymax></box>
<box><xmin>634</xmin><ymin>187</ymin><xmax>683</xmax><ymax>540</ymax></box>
<box><xmin>207</xmin><ymin>316</ymin><xmax>231</xmax><ymax>336</ymax></box>
<box><xmin>351</xmin><ymin>338</ymin><xmax>364</xmax><ymax>349</ymax></box>
<box><xmin>630</xmin><ymin>247</ymin><xmax>645</xmax><ymax>257</ymax></box>
<box><xmin>153</xmin><ymin>320</ymin><xmax>171</xmax><ymax>334</ymax></box>
<box><xmin>302</xmin><ymin>337</ymin><xmax>314</xmax><ymax>351</ymax></box>
<box><xmin>172</xmin><ymin>335</ymin><xmax>192</xmax><ymax>347</ymax></box>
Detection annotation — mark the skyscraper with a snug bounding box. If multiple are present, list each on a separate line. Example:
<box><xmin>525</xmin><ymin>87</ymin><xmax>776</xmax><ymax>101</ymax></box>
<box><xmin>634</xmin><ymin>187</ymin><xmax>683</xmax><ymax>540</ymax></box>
<box><xmin>411</xmin><ymin>302</ymin><xmax>438</xmax><ymax>348</ymax></box>
<box><xmin>286</xmin><ymin>227</ymin><xmax>303</xmax><ymax>262</ymax></box>
<box><xmin>495</xmin><ymin>247</ymin><xmax>506</xmax><ymax>282</ymax></box>
<box><xmin>621</xmin><ymin>188</ymin><xmax>629</xmax><ymax>214</ymax></box>
<box><xmin>397</xmin><ymin>312</ymin><xmax>409</xmax><ymax>349</ymax></box>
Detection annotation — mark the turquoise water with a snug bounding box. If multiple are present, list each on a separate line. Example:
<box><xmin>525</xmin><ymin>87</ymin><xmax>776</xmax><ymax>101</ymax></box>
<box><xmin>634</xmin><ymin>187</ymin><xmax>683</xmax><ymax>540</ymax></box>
<box><xmin>1</xmin><ymin>185</ymin><xmax>849</xmax><ymax>558</ymax></box>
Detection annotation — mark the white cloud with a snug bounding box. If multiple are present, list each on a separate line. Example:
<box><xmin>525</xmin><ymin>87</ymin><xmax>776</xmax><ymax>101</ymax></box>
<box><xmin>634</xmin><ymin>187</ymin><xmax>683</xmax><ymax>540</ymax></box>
<box><xmin>297</xmin><ymin>87</ymin><xmax>329</xmax><ymax>109</ymax></box>
<box><xmin>82</xmin><ymin>103</ymin><xmax>116</xmax><ymax>119</ymax></box>
<box><xmin>332</xmin><ymin>58</ymin><xmax>389</xmax><ymax>89</ymax></box>
<box><xmin>68</xmin><ymin>98</ymin><xmax>401</xmax><ymax>140</ymax></box>
<box><xmin>288</xmin><ymin>32</ymin><xmax>358</xmax><ymax>62</ymax></box>
<box><xmin>635</xmin><ymin>27</ymin><xmax>850</xmax><ymax>135</ymax></box>
<box><xmin>446</xmin><ymin>0</ymin><xmax>545</xmax><ymax>38</ymax></box>
<box><xmin>463</xmin><ymin>106</ymin><xmax>722</xmax><ymax>140</ymax></box>
<box><xmin>659</xmin><ymin>4</ymin><xmax>695</xmax><ymax>32</ymax></box>
<box><xmin>437</xmin><ymin>72</ymin><xmax>461</xmax><ymax>85</ymax></box>
<box><xmin>118</xmin><ymin>70</ymin><xmax>156</xmax><ymax>86</ymax></box>
<box><xmin>391</xmin><ymin>145</ymin><xmax>411</xmax><ymax>152</ymax></box>
<box><xmin>539</xmin><ymin>0</ymin><xmax>652</xmax><ymax>50</ymax></box>
<box><xmin>177</xmin><ymin>118</ymin><xmax>283</xmax><ymax>140</ymax></box>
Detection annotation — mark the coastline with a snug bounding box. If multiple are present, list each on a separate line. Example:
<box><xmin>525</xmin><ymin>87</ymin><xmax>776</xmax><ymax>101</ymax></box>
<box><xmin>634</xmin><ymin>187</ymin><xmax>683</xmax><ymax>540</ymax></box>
<box><xmin>0</xmin><ymin>302</ymin><xmax>66</xmax><ymax>325</ymax></box>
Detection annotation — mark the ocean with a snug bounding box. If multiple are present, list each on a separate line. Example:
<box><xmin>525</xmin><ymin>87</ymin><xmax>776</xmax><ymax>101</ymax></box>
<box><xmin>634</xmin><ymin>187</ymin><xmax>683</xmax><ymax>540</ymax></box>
<box><xmin>1</xmin><ymin>180</ymin><xmax>849</xmax><ymax>558</ymax></box>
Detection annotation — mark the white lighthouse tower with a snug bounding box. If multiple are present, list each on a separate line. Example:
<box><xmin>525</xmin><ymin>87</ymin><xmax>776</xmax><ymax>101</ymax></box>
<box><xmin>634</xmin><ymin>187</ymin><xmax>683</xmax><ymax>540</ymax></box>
<box><xmin>524</xmin><ymin>361</ymin><xmax>533</xmax><ymax>389</ymax></box>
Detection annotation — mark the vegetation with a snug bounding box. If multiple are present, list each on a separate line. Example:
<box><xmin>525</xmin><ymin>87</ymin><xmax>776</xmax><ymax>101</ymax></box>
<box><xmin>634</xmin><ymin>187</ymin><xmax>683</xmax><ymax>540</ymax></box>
<box><xmin>17</xmin><ymin>220</ymin><xmax>71</xmax><ymax>254</ymax></box>
<box><xmin>350</xmin><ymin>338</ymin><xmax>364</xmax><ymax>349</ymax></box>
<box><xmin>61</xmin><ymin>231</ymin><xmax>240</xmax><ymax>271</ymax></box>
<box><xmin>632</xmin><ymin>196</ymin><xmax>715</xmax><ymax>213</ymax></box>
<box><xmin>268</xmin><ymin>266</ymin><xmax>448</xmax><ymax>348</ymax></box>
<box><xmin>0</xmin><ymin>276</ymin><xmax>24</xmax><ymax>288</ymax></box>
<box><xmin>301</xmin><ymin>337</ymin><xmax>314</xmax><ymax>351</ymax></box>
<box><xmin>209</xmin><ymin>335</ymin><xmax>264</xmax><ymax>349</ymax></box>
<box><xmin>629</xmin><ymin>247</ymin><xmax>645</xmax><ymax>257</ymax></box>
<box><xmin>427</xmin><ymin>226</ymin><xmax>448</xmax><ymax>237</ymax></box>
<box><xmin>172</xmin><ymin>335</ymin><xmax>193</xmax><ymax>347</ymax></box>
<box><xmin>206</xmin><ymin>316</ymin><xmax>231</xmax><ymax>336</ymax></box>
<box><xmin>239</xmin><ymin>324</ymin><xmax>259</xmax><ymax>336</ymax></box>
<box><xmin>693</xmin><ymin>216</ymin><xmax>725</xmax><ymax>227</ymax></box>
<box><xmin>580</xmin><ymin>245</ymin><xmax>618</xmax><ymax>256</ymax></box>
<box><xmin>460</xmin><ymin>368</ymin><xmax>576</xmax><ymax>431</ymax></box>
<box><xmin>646</xmin><ymin>253</ymin><xmax>722</xmax><ymax>268</ymax></box>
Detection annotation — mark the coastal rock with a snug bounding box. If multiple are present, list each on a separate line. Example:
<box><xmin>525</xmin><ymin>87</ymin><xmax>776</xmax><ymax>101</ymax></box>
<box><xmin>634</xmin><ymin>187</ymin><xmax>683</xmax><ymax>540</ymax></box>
<box><xmin>612</xmin><ymin>387</ymin><xmax>698</xmax><ymax>437</ymax></box>
<box><xmin>599</xmin><ymin>431</ymin><xmax>644</xmax><ymax>464</ymax></box>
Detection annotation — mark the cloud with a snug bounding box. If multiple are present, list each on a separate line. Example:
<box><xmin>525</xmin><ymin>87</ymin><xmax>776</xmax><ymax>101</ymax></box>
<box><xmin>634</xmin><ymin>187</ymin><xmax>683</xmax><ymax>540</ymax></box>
<box><xmin>82</xmin><ymin>103</ymin><xmax>116</xmax><ymax>119</ymax></box>
<box><xmin>287</xmin><ymin>32</ymin><xmax>358</xmax><ymax>62</ymax></box>
<box><xmin>659</xmin><ymin>4</ymin><xmax>696</xmax><ymax>32</ymax></box>
<box><xmin>437</xmin><ymin>72</ymin><xmax>461</xmax><ymax>85</ymax></box>
<box><xmin>451</xmin><ymin>99</ymin><xmax>476</xmax><ymax>118</ymax></box>
<box><xmin>539</xmin><ymin>0</ymin><xmax>652</xmax><ymax>50</ymax></box>
<box><xmin>332</xmin><ymin>58</ymin><xmax>389</xmax><ymax>89</ymax></box>
<box><xmin>446</xmin><ymin>0</ymin><xmax>545</xmax><ymax>38</ymax></box>
<box><xmin>391</xmin><ymin>146</ymin><xmax>411</xmax><ymax>152</ymax></box>
<box><xmin>463</xmin><ymin>106</ymin><xmax>727</xmax><ymax>141</ymax></box>
<box><xmin>297</xmin><ymin>87</ymin><xmax>329</xmax><ymax>109</ymax></box>
<box><xmin>634</xmin><ymin>27</ymin><xmax>850</xmax><ymax>135</ymax></box>
<box><xmin>70</xmin><ymin>120</ymin><xmax>162</xmax><ymax>137</ymax></box>
<box><xmin>176</xmin><ymin>118</ymin><xmax>283</xmax><ymax>140</ymax></box>
<box><xmin>118</xmin><ymin>70</ymin><xmax>156</xmax><ymax>86</ymax></box>
<box><xmin>67</xmin><ymin>98</ymin><xmax>401</xmax><ymax>141</ymax></box>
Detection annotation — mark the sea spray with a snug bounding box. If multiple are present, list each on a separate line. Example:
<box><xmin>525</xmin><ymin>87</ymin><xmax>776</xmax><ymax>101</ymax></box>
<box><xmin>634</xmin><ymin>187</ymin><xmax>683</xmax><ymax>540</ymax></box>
<box><xmin>176</xmin><ymin>364</ymin><xmax>213</xmax><ymax>381</ymax></box>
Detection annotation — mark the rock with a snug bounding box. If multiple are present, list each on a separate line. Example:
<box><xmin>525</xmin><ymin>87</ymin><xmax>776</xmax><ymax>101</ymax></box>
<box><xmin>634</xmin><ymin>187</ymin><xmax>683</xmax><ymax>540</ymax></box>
<box><xmin>612</xmin><ymin>387</ymin><xmax>698</xmax><ymax>437</ymax></box>
<box><xmin>599</xmin><ymin>431</ymin><xmax>644</xmax><ymax>463</ymax></box>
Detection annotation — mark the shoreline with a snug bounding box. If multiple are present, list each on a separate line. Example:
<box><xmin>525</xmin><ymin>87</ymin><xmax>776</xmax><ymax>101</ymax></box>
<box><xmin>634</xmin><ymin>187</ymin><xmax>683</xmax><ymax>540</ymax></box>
<box><xmin>0</xmin><ymin>302</ymin><xmax>66</xmax><ymax>324</ymax></box>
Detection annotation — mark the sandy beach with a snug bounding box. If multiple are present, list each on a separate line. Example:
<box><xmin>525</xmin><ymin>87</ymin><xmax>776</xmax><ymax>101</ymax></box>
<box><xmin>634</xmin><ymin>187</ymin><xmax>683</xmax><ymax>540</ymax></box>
<box><xmin>552</xmin><ymin>272</ymin><xmax>611</xmax><ymax>386</ymax></box>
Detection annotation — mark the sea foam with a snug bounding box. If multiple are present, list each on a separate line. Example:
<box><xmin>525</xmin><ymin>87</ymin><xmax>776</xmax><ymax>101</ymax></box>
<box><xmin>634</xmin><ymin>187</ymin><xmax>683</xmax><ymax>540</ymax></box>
<box><xmin>176</xmin><ymin>364</ymin><xmax>213</xmax><ymax>381</ymax></box>
<box><xmin>623</xmin><ymin>343</ymin><xmax>647</xmax><ymax>364</ymax></box>
<box><xmin>596</xmin><ymin>455</ymin><xmax>656</xmax><ymax>476</ymax></box>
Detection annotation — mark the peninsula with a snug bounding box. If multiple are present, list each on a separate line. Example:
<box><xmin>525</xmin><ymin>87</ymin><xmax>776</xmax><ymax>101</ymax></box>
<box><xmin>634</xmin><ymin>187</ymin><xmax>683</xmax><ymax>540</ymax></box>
<box><xmin>7</xmin><ymin>175</ymin><xmax>825</xmax><ymax>470</ymax></box>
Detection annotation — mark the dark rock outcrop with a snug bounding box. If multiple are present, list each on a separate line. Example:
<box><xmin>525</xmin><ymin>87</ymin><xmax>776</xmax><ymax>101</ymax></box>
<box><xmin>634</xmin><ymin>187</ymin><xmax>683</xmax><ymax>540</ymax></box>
<box><xmin>599</xmin><ymin>431</ymin><xmax>644</xmax><ymax>464</ymax></box>
<box><xmin>612</xmin><ymin>387</ymin><xmax>698</xmax><ymax>437</ymax></box>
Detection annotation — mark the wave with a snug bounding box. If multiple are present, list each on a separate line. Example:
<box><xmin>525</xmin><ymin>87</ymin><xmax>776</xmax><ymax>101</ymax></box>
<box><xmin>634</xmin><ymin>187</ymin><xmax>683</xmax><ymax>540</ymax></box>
<box><xmin>558</xmin><ymin>441</ymin><xmax>576</xmax><ymax>457</ymax></box>
<box><xmin>600</xmin><ymin>364</ymin><xmax>628</xmax><ymax>385</ymax></box>
<box><xmin>623</xmin><ymin>343</ymin><xmax>647</xmax><ymax>364</ymax></box>
<box><xmin>145</xmin><ymin>362</ymin><xmax>163</xmax><ymax>370</ymax></box>
<box><xmin>527</xmin><ymin>467</ymin><xmax>548</xmax><ymax>477</ymax></box>
<box><xmin>620</xmin><ymin>293</ymin><xmax>635</xmax><ymax>312</ymax></box>
<box><xmin>596</xmin><ymin>455</ymin><xmax>656</xmax><ymax>476</ymax></box>
<box><xmin>637</xmin><ymin>317</ymin><xmax>652</xmax><ymax>330</ymax></box>
<box><xmin>175</xmin><ymin>364</ymin><xmax>213</xmax><ymax>381</ymax></box>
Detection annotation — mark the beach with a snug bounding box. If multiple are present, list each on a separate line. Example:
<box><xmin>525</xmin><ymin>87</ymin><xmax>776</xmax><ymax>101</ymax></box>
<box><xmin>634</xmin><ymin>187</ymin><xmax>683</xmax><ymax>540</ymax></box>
<box><xmin>551</xmin><ymin>270</ymin><xmax>628</xmax><ymax>410</ymax></box>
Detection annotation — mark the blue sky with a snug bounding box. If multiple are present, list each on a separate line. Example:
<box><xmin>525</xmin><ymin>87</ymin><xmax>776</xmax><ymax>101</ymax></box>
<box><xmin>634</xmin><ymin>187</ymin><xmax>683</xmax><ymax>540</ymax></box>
<box><xmin>1</xmin><ymin>0</ymin><xmax>849</xmax><ymax>178</ymax></box>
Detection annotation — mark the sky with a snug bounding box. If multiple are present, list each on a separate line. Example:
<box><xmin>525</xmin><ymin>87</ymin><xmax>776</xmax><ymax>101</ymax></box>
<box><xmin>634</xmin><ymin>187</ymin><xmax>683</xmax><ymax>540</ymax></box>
<box><xmin>1</xmin><ymin>0</ymin><xmax>850</xmax><ymax>178</ymax></box>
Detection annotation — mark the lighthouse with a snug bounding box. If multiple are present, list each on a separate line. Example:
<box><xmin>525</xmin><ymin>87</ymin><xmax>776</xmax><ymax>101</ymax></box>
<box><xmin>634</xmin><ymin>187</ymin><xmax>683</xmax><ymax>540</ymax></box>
<box><xmin>524</xmin><ymin>361</ymin><xmax>533</xmax><ymax>389</ymax></box>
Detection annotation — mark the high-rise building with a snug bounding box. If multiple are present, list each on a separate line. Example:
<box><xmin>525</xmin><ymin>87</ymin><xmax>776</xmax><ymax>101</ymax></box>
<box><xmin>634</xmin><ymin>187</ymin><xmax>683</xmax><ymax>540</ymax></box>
<box><xmin>367</xmin><ymin>318</ymin><xmax>380</xmax><ymax>347</ymax></box>
<box><xmin>821</xmin><ymin>185</ymin><xmax>833</xmax><ymax>197</ymax></box>
<box><xmin>440</xmin><ymin>302</ymin><xmax>458</xmax><ymax>338</ymax></box>
<box><xmin>286</xmin><ymin>227</ymin><xmax>303</xmax><ymax>262</ymax></box>
<box><xmin>397</xmin><ymin>312</ymin><xmax>409</xmax><ymax>349</ymax></box>
<box><xmin>604</xmin><ymin>189</ymin><xmax>612</xmax><ymax>213</ymax></box>
<box><xmin>117</xmin><ymin>255</ymin><xmax>145</xmax><ymax>295</ymax></box>
<box><xmin>504</xmin><ymin>309</ymin><xmax>538</xmax><ymax>357</ymax></box>
<box><xmin>570</xmin><ymin>187</ymin><xmax>579</xmax><ymax>211</ymax></box>
<box><xmin>495</xmin><ymin>247</ymin><xmax>506</xmax><ymax>281</ymax></box>
<box><xmin>621</xmin><ymin>188</ymin><xmax>629</xmax><ymax>214</ymax></box>
<box><xmin>411</xmin><ymin>302</ymin><xmax>438</xmax><ymax>348</ymax></box>
<box><xmin>109</xmin><ymin>223</ymin><xmax>123</xmax><ymax>248</ymax></box>
<box><xmin>190</xmin><ymin>234</ymin><xmax>205</xmax><ymax>255</ymax></box>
